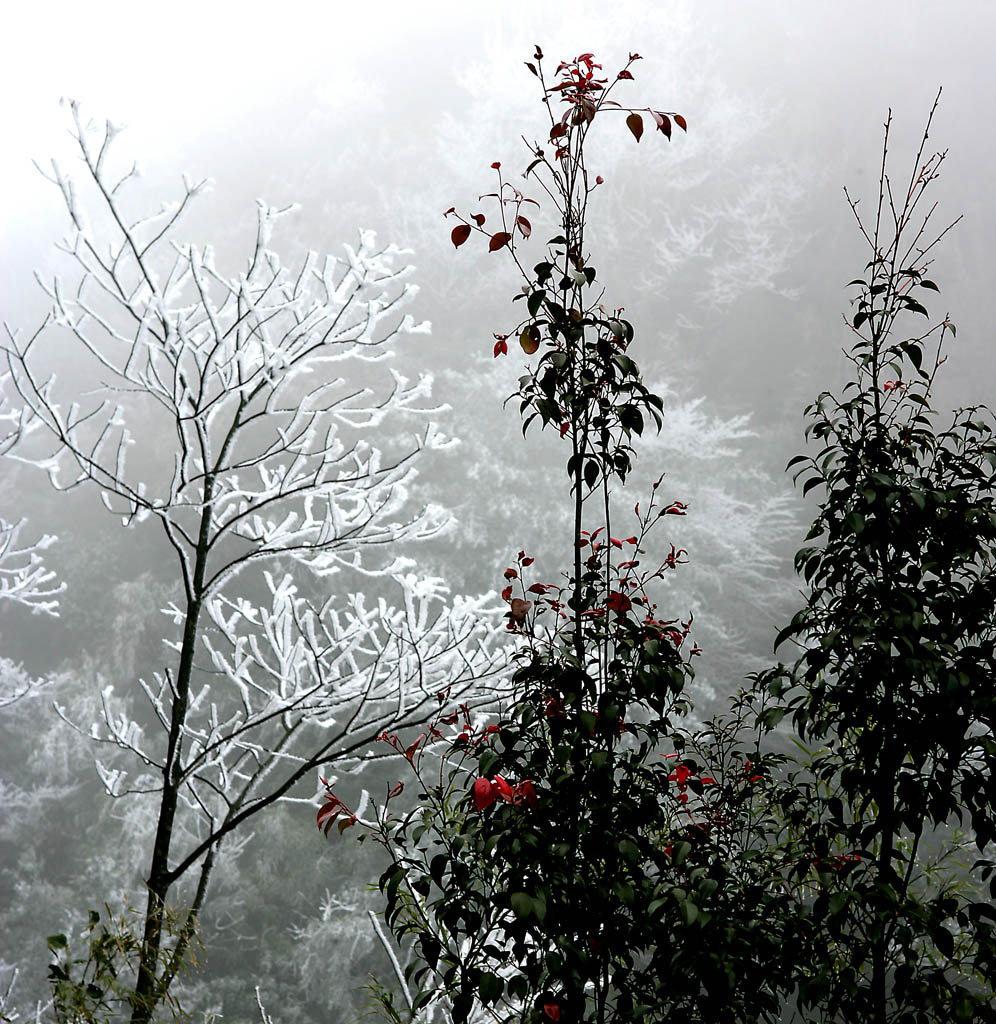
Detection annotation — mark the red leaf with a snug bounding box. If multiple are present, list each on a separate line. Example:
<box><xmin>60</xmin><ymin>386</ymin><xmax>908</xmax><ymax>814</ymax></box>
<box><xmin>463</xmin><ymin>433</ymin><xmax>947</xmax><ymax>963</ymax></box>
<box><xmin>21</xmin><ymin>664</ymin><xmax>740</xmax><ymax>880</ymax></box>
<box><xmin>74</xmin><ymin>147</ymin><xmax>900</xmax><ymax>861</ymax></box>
<box><xmin>610</xmin><ymin>536</ymin><xmax>623</xmax><ymax>549</ymax></box>
<box><xmin>494</xmin><ymin>775</ymin><xmax>514</xmax><ymax>802</ymax></box>
<box><xmin>605</xmin><ymin>592</ymin><xmax>632</xmax><ymax>614</ymax></box>
<box><xmin>443</xmin><ymin>206</ymin><xmax>455</xmax><ymax>216</ymax></box>
<box><xmin>520</xmin><ymin>556</ymin><xmax>535</xmax><ymax>566</ymax></box>
<box><xmin>388</xmin><ymin>782</ymin><xmax>404</xmax><ymax>799</ymax></box>
<box><xmin>493</xmin><ymin>338</ymin><xmax>508</xmax><ymax>358</ymax></box>
<box><xmin>549</xmin><ymin>122</ymin><xmax>567</xmax><ymax>140</ymax></box>
<box><xmin>616</xmin><ymin>70</ymin><xmax>634</xmax><ymax>80</ymax></box>
<box><xmin>525</xmin><ymin>61</ymin><xmax>539</xmax><ymax>77</ymax></box>
<box><xmin>516</xmin><ymin>215</ymin><xmax>532</xmax><ymax>239</ymax></box>
<box><xmin>543</xmin><ymin>1003</ymin><xmax>561</xmax><ymax>1022</ymax></box>
<box><xmin>501</xmin><ymin>584</ymin><xmax>513</xmax><ymax>602</ymax></box>
<box><xmin>625</xmin><ymin>112</ymin><xmax>644</xmax><ymax>142</ymax></box>
<box><xmin>489</xmin><ymin>232</ymin><xmax>512</xmax><ymax>252</ymax></box>
<box><xmin>471</xmin><ymin>213</ymin><xmax>486</xmax><ymax>227</ymax></box>
<box><xmin>527</xmin><ymin>583</ymin><xmax>549</xmax><ymax>594</ymax></box>
<box><xmin>491</xmin><ymin>161</ymin><xmax>501</xmax><ymax>169</ymax></box>
<box><xmin>473</xmin><ymin>778</ymin><xmax>496</xmax><ymax>811</ymax></box>
<box><xmin>504</xmin><ymin>567</ymin><xmax>518</xmax><ymax>580</ymax></box>
<box><xmin>451</xmin><ymin>224</ymin><xmax>471</xmax><ymax>248</ymax></box>
<box><xmin>595</xmin><ymin>175</ymin><xmax>604</xmax><ymax>185</ymax></box>
<box><xmin>674</xmin><ymin>113</ymin><xmax>687</xmax><ymax>132</ymax></box>
<box><xmin>656</xmin><ymin>113</ymin><xmax>672</xmax><ymax>139</ymax></box>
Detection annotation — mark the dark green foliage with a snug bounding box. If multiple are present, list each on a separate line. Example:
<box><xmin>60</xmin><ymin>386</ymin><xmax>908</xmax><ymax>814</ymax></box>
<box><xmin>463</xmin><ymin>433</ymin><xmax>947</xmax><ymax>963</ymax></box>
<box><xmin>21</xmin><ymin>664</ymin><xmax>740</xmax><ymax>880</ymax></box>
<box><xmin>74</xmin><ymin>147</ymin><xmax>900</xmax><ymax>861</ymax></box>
<box><xmin>333</xmin><ymin>66</ymin><xmax>996</xmax><ymax>1024</ymax></box>
<box><xmin>754</xmin><ymin>97</ymin><xmax>996</xmax><ymax>1022</ymax></box>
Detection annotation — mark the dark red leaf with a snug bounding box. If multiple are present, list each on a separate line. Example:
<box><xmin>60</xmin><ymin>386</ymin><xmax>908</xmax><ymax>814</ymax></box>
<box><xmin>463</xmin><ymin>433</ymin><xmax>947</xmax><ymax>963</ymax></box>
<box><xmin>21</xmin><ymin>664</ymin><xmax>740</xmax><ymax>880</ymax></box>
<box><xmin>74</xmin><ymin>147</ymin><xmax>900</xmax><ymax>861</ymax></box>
<box><xmin>519</xmin><ymin>325</ymin><xmax>540</xmax><ymax>354</ymax></box>
<box><xmin>508</xmin><ymin>598</ymin><xmax>532</xmax><ymax>625</ymax></box>
<box><xmin>514</xmin><ymin>780</ymin><xmax>538</xmax><ymax>809</ymax></box>
<box><xmin>494</xmin><ymin>338</ymin><xmax>508</xmax><ymax>358</ymax></box>
<box><xmin>443</xmin><ymin>206</ymin><xmax>455</xmax><ymax>216</ymax></box>
<box><xmin>491</xmin><ymin>161</ymin><xmax>501</xmax><ymax>169</ymax></box>
<box><xmin>472</xmin><ymin>213</ymin><xmax>486</xmax><ymax>227</ymax></box>
<box><xmin>451</xmin><ymin>224</ymin><xmax>471</xmax><ymax>248</ymax></box>
<box><xmin>404</xmin><ymin>735</ymin><xmax>423</xmax><ymax>764</ymax></box>
<box><xmin>516</xmin><ymin>215</ymin><xmax>532</xmax><ymax>239</ymax></box>
<box><xmin>525</xmin><ymin>61</ymin><xmax>538</xmax><ymax>77</ymax></box>
<box><xmin>625</xmin><ymin>112</ymin><xmax>644</xmax><ymax>142</ymax></box>
<box><xmin>617</xmin><ymin>70</ymin><xmax>634</xmax><ymax>80</ymax></box>
<box><xmin>489</xmin><ymin>232</ymin><xmax>512</xmax><ymax>252</ymax></box>
<box><xmin>656</xmin><ymin>113</ymin><xmax>672</xmax><ymax>139</ymax></box>
<box><xmin>674</xmin><ymin>113</ymin><xmax>687</xmax><ymax>132</ymax></box>
<box><xmin>550</xmin><ymin>122</ymin><xmax>567</xmax><ymax>140</ymax></box>
<box><xmin>501</xmin><ymin>584</ymin><xmax>513</xmax><ymax>602</ymax></box>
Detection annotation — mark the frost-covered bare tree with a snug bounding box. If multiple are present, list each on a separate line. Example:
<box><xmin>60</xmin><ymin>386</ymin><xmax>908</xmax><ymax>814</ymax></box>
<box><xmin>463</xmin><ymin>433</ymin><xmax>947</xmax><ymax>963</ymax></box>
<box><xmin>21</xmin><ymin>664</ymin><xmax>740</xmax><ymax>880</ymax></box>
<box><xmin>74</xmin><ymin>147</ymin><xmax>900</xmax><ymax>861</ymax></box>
<box><xmin>2</xmin><ymin>103</ymin><xmax>504</xmax><ymax>1024</ymax></box>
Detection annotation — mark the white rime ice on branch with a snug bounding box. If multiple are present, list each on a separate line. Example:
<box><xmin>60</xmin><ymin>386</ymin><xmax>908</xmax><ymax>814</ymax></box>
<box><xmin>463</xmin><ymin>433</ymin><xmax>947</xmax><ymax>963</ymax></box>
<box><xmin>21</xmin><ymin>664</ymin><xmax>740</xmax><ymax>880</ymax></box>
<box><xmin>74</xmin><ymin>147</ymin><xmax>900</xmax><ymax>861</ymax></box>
<box><xmin>0</xmin><ymin>376</ymin><xmax>64</xmax><ymax>622</ymax></box>
<box><xmin>0</xmin><ymin>518</ymin><xmax>63</xmax><ymax>617</ymax></box>
<box><xmin>1</xmin><ymin>101</ymin><xmax>505</xmax><ymax>1021</ymax></box>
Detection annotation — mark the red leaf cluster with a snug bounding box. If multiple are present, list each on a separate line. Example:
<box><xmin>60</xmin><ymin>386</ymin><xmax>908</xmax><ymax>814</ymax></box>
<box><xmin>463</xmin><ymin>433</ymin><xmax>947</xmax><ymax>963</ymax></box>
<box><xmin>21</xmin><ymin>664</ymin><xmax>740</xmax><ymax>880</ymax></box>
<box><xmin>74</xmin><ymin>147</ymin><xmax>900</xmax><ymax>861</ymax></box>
<box><xmin>472</xmin><ymin>775</ymin><xmax>538</xmax><ymax>811</ymax></box>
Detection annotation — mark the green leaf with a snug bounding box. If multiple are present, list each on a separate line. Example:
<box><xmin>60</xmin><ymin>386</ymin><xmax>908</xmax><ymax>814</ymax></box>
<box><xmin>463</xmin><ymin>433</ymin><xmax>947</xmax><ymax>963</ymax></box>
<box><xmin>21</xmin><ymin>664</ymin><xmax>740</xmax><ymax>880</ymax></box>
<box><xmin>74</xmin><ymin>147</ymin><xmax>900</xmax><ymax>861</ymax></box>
<box><xmin>673</xmin><ymin>841</ymin><xmax>692</xmax><ymax>866</ymax></box>
<box><xmin>528</xmin><ymin>290</ymin><xmax>546</xmax><ymax>317</ymax></box>
<box><xmin>510</xmin><ymin>891</ymin><xmax>532</xmax><ymax>919</ymax></box>
<box><xmin>46</xmin><ymin>934</ymin><xmax>68</xmax><ymax>950</ymax></box>
<box><xmin>478</xmin><ymin>971</ymin><xmax>503</xmax><ymax>1004</ymax></box>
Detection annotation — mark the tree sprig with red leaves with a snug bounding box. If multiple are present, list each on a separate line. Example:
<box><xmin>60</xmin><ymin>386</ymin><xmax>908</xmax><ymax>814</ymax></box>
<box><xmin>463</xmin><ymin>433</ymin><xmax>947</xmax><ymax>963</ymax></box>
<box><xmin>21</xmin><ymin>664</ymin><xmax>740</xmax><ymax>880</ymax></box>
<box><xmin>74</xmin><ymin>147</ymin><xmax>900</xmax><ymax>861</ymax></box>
<box><xmin>315</xmin><ymin>49</ymin><xmax>809</xmax><ymax>1024</ymax></box>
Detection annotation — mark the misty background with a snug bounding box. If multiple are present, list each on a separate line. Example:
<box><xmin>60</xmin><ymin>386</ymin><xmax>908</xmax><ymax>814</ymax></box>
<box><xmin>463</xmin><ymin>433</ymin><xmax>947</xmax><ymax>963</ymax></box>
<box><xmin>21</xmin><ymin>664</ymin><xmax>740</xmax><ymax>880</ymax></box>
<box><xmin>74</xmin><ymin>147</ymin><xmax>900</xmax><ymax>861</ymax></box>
<box><xmin>1</xmin><ymin>2</ymin><xmax>994</xmax><ymax>1022</ymax></box>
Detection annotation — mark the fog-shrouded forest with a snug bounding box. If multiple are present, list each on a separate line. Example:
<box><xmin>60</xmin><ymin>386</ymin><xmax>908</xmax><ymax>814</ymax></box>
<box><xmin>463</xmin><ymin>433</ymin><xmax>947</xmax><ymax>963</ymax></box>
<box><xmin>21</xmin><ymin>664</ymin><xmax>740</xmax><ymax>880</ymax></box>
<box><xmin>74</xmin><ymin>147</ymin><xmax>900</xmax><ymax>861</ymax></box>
<box><xmin>2</xmin><ymin>2</ymin><xmax>995</xmax><ymax>1023</ymax></box>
